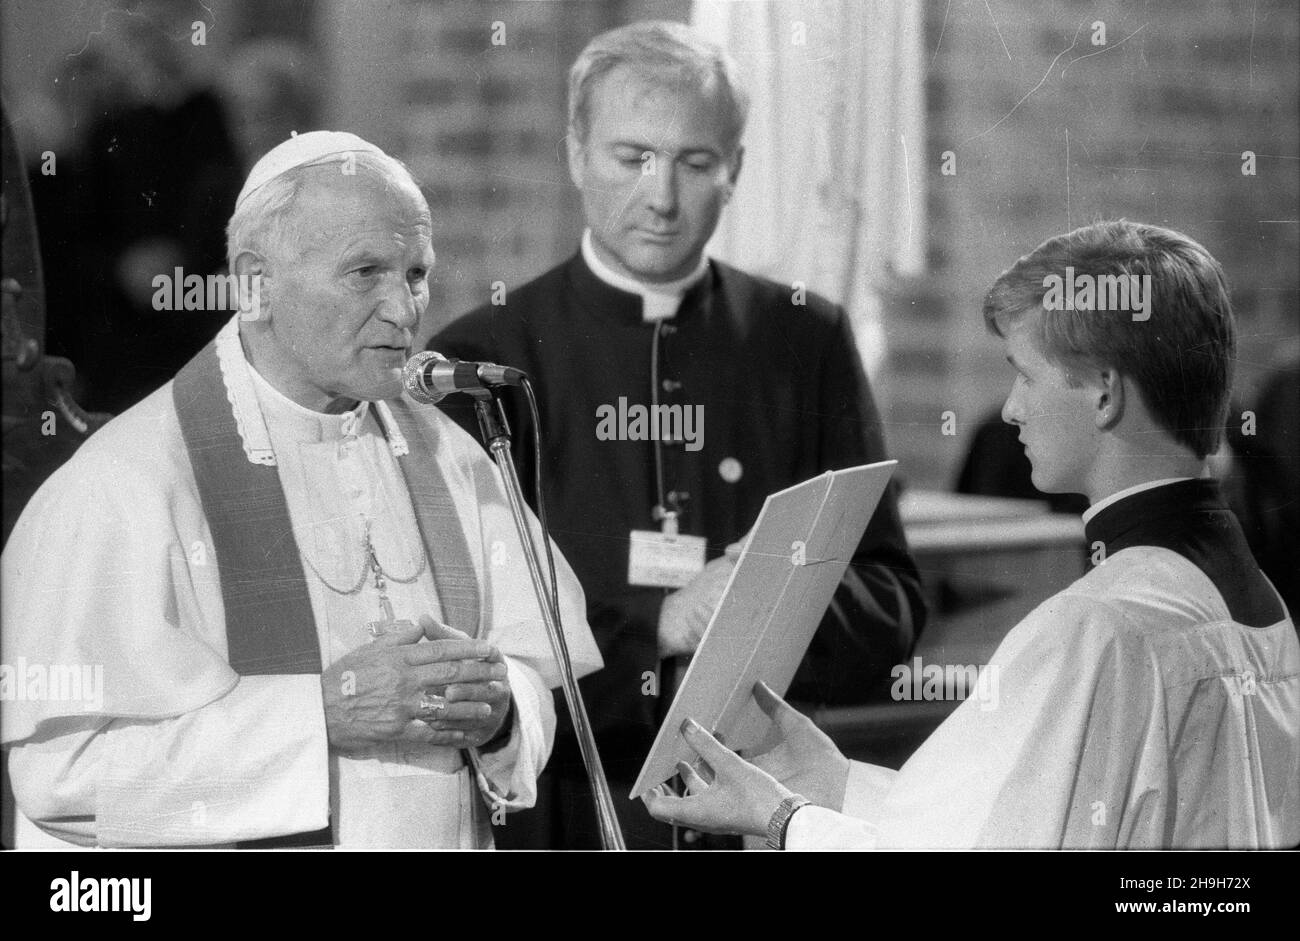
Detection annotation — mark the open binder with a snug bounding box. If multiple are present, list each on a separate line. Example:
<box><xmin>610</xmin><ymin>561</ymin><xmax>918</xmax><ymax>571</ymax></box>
<box><xmin>631</xmin><ymin>460</ymin><xmax>897</xmax><ymax>800</ymax></box>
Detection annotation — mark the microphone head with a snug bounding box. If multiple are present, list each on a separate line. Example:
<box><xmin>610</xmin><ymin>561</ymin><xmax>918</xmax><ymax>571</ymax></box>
<box><xmin>402</xmin><ymin>350</ymin><xmax>447</xmax><ymax>405</ymax></box>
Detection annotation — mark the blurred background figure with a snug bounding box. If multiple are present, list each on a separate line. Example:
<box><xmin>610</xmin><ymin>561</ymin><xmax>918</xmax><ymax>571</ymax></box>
<box><xmin>1222</xmin><ymin>350</ymin><xmax>1300</xmax><ymax>621</ymax></box>
<box><xmin>9</xmin><ymin>0</ymin><xmax>243</xmax><ymax>414</ymax></box>
<box><xmin>61</xmin><ymin>2</ymin><xmax>240</xmax><ymax>413</ymax></box>
<box><xmin>2</xmin><ymin>100</ymin><xmax>112</xmax><ymax>548</ymax></box>
<box><xmin>220</xmin><ymin>38</ymin><xmax>321</xmax><ymax>172</ymax></box>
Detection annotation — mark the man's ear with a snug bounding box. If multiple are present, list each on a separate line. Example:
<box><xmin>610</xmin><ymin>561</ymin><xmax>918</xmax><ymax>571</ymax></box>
<box><xmin>1094</xmin><ymin>367</ymin><xmax>1125</xmax><ymax>431</ymax></box>
<box><xmin>725</xmin><ymin>144</ymin><xmax>745</xmax><ymax>196</ymax></box>
<box><xmin>232</xmin><ymin>250</ymin><xmax>268</xmax><ymax>323</ymax></box>
<box><xmin>566</xmin><ymin>131</ymin><xmax>585</xmax><ymax>189</ymax></box>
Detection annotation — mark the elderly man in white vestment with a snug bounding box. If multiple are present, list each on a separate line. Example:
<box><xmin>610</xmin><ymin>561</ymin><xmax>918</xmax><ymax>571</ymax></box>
<box><xmin>645</xmin><ymin>221</ymin><xmax>1300</xmax><ymax>850</ymax></box>
<box><xmin>0</xmin><ymin>131</ymin><xmax>602</xmax><ymax>848</ymax></box>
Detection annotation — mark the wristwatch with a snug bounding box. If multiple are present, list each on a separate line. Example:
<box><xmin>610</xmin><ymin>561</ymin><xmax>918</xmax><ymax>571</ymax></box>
<box><xmin>766</xmin><ymin>794</ymin><xmax>811</xmax><ymax>850</ymax></box>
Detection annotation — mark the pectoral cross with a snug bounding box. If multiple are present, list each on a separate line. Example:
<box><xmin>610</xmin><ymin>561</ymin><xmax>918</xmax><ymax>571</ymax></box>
<box><xmin>365</xmin><ymin>526</ymin><xmax>416</xmax><ymax>638</ymax></box>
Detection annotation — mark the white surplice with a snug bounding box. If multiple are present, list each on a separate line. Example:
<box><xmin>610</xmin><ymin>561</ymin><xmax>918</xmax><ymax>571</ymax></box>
<box><xmin>1</xmin><ymin>317</ymin><xmax>602</xmax><ymax>848</ymax></box>
<box><xmin>786</xmin><ymin>546</ymin><xmax>1299</xmax><ymax>850</ymax></box>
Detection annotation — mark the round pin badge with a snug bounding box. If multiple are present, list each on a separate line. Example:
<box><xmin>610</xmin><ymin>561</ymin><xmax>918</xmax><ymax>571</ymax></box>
<box><xmin>718</xmin><ymin>457</ymin><xmax>743</xmax><ymax>483</ymax></box>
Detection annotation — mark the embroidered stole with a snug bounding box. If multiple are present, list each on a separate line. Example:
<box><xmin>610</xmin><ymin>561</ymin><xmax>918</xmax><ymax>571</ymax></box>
<box><xmin>171</xmin><ymin>341</ymin><xmax>485</xmax><ymax>845</ymax></box>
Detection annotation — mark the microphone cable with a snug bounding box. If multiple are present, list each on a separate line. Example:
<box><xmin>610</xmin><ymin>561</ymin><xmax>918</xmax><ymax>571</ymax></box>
<box><xmin>519</xmin><ymin>376</ymin><xmax>562</xmax><ymax>638</ymax></box>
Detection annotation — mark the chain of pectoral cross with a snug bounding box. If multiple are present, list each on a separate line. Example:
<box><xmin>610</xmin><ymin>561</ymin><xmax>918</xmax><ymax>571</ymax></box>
<box><xmin>302</xmin><ymin>517</ymin><xmax>427</xmax><ymax>636</ymax></box>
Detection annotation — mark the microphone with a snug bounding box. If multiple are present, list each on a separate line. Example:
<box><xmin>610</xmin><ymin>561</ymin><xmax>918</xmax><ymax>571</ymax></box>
<box><xmin>402</xmin><ymin>350</ymin><xmax>527</xmax><ymax>405</ymax></box>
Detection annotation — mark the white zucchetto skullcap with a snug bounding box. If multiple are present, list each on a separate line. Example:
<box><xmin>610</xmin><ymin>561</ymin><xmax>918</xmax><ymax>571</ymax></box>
<box><xmin>235</xmin><ymin>130</ymin><xmax>387</xmax><ymax>209</ymax></box>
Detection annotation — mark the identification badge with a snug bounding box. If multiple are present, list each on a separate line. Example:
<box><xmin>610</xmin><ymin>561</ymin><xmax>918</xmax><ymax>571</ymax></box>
<box><xmin>628</xmin><ymin>529</ymin><xmax>707</xmax><ymax>588</ymax></box>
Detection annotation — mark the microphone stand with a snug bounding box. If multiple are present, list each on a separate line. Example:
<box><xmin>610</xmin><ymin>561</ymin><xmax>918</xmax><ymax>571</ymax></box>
<box><xmin>470</xmin><ymin>388</ymin><xmax>626</xmax><ymax>850</ymax></box>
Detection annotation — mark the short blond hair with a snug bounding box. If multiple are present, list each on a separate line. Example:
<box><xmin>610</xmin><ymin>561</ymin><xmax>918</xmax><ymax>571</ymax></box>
<box><xmin>984</xmin><ymin>220</ymin><xmax>1236</xmax><ymax>459</ymax></box>
<box><xmin>568</xmin><ymin>20</ymin><xmax>749</xmax><ymax>153</ymax></box>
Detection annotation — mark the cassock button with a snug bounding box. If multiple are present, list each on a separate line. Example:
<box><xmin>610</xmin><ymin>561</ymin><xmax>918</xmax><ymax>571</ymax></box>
<box><xmin>718</xmin><ymin>457</ymin><xmax>743</xmax><ymax>483</ymax></box>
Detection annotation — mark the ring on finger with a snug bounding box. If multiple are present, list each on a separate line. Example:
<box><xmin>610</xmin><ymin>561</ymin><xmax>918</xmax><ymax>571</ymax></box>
<box><xmin>418</xmin><ymin>690</ymin><xmax>448</xmax><ymax>722</ymax></box>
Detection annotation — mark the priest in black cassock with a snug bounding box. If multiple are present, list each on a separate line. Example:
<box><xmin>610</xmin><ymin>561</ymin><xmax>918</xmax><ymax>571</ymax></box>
<box><xmin>429</xmin><ymin>20</ymin><xmax>926</xmax><ymax>849</ymax></box>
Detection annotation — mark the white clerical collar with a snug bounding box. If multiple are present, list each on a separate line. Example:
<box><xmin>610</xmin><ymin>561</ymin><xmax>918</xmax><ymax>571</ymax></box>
<box><xmin>245</xmin><ymin>355</ymin><xmax>372</xmax><ymax>443</ymax></box>
<box><xmin>214</xmin><ymin>315</ymin><xmax>408</xmax><ymax>465</ymax></box>
<box><xmin>1082</xmin><ymin>477</ymin><xmax>1199</xmax><ymax>525</ymax></box>
<box><xmin>581</xmin><ymin>228</ymin><xmax>709</xmax><ymax>322</ymax></box>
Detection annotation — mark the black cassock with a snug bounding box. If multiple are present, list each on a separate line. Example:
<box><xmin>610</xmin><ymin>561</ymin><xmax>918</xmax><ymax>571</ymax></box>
<box><xmin>431</xmin><ymin>251</ymin><xmax>926</xmax><ymax>848</ymax></box>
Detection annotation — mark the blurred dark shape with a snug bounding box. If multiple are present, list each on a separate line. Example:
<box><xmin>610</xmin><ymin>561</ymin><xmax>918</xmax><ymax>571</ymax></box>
<box><xmin>31</xmin><ymin>4</ymin><xmax>242</xmax><ymax>414</ymax></box>
<box><xmin>221</xmin><ymin>39</ymin><xmax>323</xmax><ymax>174</ymax></box>
<box><xmin>954</xmin><ymin>411</ymin><xmax>1090</xmax><ymax>515</ymax></box>
<box><xmin>2</xmin><ymin>100</ymin><xmax>111</xmax><ymax>546</ymax></box>
<box><xmin>1223</xmin><ymin>356</ymin><xmax>1300</xmax><ymax>618</ymax></box>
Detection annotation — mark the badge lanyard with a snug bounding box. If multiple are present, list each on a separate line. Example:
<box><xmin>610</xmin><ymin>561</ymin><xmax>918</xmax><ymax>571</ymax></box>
<box><xmin>650</xmin><ymin>318</ymin><xmax>687</xmax><ymax>535</ymax></box>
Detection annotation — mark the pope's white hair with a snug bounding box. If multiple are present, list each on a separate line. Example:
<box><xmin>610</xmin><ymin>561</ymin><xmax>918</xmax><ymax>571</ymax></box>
<box><xmin>225</xmin><ymin>150</ymin><xmax>426</xmax><ymax>271</ymax></box>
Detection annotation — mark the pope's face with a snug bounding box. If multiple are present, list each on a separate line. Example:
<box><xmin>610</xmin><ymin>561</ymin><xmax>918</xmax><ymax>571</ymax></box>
<box><xmin>255</xmin><ymin>170</ymin><xmax>434</xmax><ymax>409</ymax></box>
<box><xmin>1000</xmin><ymin>314</ymin><xmax>1101</xmax><ymax>495</ymax></box>
<box><xmin>568</xmin><ymin>66</ymin><xmax>741</xmax><ymax>284</ymax></box>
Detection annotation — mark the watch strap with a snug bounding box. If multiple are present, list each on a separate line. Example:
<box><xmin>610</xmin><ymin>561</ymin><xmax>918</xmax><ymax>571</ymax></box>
<box><xmin>766</xmin><ymin>794</ymin><xmax>811</xmax><ymax>850</ymax></box>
